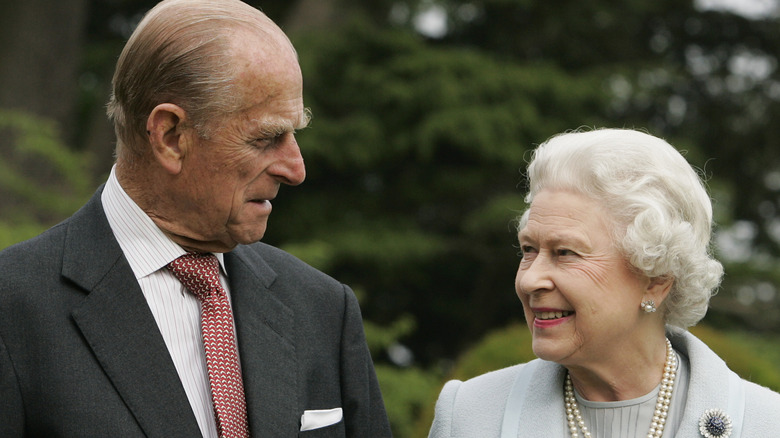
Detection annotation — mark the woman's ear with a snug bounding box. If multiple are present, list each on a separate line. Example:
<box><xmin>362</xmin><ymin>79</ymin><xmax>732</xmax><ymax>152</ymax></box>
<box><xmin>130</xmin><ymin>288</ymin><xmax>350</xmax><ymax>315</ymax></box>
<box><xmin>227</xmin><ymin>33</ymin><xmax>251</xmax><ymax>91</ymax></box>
<box><xmin>645</xmin><ymin>275</ymin><xmax>674</xmax><ymax>308</ymax></box>
<box><xmin>146</xmin><ymin>103</ymin><xmax>192</xmax><ymax>175</ymax></box>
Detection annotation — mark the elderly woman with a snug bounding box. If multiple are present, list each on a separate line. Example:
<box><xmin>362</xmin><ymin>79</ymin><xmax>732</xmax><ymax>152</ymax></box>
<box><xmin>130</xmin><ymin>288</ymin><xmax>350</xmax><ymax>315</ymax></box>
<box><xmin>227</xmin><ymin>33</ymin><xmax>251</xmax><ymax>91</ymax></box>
<box><xmin>429</xmin><ymin>128</ymin><xmax>780</xmax><ymax>438</ymax></box>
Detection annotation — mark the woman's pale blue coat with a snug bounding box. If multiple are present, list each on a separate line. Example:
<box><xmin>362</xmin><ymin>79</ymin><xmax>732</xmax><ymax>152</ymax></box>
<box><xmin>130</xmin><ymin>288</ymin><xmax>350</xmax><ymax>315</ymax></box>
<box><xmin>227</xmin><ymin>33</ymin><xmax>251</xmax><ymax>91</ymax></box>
<box><xmin>429</xmin><ymin>327</ymin><xmax>780</xmax><ymax>437</ymax></box>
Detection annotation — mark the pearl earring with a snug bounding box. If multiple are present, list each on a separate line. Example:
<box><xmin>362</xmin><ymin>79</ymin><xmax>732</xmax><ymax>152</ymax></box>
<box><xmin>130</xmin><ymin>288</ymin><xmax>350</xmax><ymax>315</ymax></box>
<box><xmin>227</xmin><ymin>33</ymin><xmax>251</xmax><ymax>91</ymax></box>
<box><xmin>641</xmin><ymin>300</ymin><xmax>657</xmax><ymax>313</ymax></box>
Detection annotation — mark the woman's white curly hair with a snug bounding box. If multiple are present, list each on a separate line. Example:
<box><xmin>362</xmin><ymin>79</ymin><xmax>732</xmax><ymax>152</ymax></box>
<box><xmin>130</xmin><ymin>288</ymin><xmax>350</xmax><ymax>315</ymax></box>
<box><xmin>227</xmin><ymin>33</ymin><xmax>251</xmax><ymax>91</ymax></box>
<box><xmin>517</xmin><ymin>128</ymin><xmax>723</xmax><ymax>328</ymax></box>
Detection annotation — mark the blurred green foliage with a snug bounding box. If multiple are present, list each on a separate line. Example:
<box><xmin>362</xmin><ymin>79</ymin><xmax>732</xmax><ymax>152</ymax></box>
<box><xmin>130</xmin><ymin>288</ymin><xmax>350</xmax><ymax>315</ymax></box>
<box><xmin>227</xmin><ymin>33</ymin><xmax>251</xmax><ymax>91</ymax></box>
<box><xmin>269</xmin><ymin>20</ymin><xmax>611</xmax><ymax>367</ymax></box>
<box><xmin>445</xmin><ymin>324</ymin><xmax>535</xmax><ymax>382</ymax></box>
<box><xmin>376</xmin><ymin>364</ymin><xmax>440</xmax><ymax>438</ymax></box>
<box><xmin>690</xmin><ymin>325</ymin><xmax>780</xmax><ymax>392</ymax></box>
<box><xmin>0</xmin><ymin>109</ymin><xmax>92</xmax><ymax>248</ymax></box>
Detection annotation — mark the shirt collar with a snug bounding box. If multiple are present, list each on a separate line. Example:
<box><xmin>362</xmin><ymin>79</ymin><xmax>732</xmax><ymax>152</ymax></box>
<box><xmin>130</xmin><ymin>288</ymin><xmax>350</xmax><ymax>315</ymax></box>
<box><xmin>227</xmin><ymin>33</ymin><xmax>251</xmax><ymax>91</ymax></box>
<box><xmin>100</xmin><ymin>165</ymin><xmax>227</xmax><ymax>279</ymax></box>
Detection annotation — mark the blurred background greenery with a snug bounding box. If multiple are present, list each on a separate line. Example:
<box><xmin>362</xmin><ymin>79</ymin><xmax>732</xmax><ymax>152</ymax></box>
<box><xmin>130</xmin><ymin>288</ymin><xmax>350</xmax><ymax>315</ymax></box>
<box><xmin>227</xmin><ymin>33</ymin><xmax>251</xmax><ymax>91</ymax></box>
<box><xmin>2</xmin><ymin>0</ymin><xmax>780</xmax><ymax>436</ymax></box>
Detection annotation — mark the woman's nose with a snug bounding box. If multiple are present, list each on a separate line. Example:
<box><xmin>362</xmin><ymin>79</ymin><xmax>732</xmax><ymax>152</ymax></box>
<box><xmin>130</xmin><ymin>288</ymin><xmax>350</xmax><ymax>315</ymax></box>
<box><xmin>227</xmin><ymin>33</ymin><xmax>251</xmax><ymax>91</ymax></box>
<box><xmin>515</xmin><ymin>254</ymin><xmax>554</xmax><ymax>296</ymax></box>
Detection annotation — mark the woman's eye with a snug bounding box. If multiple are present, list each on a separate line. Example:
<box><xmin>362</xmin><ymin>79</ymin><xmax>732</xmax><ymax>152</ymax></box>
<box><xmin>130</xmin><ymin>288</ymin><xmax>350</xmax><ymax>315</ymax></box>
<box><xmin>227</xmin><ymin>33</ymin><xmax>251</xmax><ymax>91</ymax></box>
<box><xmin>520</xmin><ymin>245</ymin><xmax>537</xmax><ymax>257</ymax></box>
<box><xmin>557</xmin><ymin>249</ymin><xmax>577</xmax><ymax>257</ymax></box>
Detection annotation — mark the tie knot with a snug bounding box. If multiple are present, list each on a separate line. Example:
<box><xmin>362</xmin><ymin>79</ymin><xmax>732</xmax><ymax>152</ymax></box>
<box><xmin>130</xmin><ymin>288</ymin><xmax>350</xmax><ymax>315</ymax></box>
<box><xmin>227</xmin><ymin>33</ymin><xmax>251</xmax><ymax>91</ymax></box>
<box><xmin>167</xmin><ymin>252</ymin><xmax>223</xmax><ymax>300</ymax></box>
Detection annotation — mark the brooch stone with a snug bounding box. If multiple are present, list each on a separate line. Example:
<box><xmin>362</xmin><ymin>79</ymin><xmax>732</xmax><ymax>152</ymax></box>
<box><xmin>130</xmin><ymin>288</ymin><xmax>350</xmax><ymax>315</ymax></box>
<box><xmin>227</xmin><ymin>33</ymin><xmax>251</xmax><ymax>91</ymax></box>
<box><xmin>699</xmin><ymin>408</ymin><xmax>733</xmax><ymax>438</ymax></box>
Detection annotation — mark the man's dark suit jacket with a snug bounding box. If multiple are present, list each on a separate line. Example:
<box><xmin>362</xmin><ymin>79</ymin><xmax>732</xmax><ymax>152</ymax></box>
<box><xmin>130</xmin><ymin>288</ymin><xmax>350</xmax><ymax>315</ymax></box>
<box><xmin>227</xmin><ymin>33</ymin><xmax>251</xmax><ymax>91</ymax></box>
<box><xmin>0</xmin><ymin>189</ymin><xmax>391</xmax><ymax>437</ymax></box>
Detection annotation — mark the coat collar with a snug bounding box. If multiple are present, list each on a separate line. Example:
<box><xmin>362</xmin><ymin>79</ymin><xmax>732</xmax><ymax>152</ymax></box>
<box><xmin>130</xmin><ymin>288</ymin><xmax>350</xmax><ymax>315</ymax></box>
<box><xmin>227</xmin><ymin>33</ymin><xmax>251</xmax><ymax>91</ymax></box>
<box><xmin>667</xmin><ymin>327</ymin><xmax>744</xmax><ymax>437</ymax></box>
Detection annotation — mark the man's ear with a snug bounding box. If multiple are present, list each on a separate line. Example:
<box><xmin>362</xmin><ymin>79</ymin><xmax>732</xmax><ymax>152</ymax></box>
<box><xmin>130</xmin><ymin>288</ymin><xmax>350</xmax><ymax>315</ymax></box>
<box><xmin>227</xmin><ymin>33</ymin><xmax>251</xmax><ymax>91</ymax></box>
<box><xmin>146</xmin><ymin>103</ymin><xmax>192</xmax><ymax>175</ymax></box>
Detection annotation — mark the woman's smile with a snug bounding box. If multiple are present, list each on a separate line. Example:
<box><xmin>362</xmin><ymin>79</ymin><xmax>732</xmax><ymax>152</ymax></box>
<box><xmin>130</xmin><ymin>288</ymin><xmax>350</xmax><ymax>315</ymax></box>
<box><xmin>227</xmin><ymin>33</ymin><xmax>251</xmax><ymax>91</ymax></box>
<box><xmin>532</xmin><ymin>308</ymin><xmax>575</xmax><ymax>328</ymax></box>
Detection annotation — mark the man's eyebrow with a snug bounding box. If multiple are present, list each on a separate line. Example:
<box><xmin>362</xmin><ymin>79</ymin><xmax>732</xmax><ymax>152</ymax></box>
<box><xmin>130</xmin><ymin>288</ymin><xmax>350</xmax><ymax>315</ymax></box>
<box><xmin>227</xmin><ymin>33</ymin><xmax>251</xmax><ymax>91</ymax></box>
<box><xmin>254</xmin><ymin>108</ymin><xmax>312</xmax><ymax>136</ymax></box>
<box><xmin>298</xmin><ymin>107</ymin><xmax>312</xmax><ymax>130</ymax></box>
<box><xmin>255</xmin><ymin>122</ymin><xmax>291</xmax><ymax>137</ymax></box>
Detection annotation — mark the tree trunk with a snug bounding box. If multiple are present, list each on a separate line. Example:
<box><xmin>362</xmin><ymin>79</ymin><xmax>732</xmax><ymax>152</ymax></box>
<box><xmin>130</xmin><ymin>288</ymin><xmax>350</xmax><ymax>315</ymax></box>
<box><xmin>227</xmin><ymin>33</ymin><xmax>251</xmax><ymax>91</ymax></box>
<box><xmin>0</xmin><ymin>0</ymin><xmax>89</xmax><ymax>143</ymax></box>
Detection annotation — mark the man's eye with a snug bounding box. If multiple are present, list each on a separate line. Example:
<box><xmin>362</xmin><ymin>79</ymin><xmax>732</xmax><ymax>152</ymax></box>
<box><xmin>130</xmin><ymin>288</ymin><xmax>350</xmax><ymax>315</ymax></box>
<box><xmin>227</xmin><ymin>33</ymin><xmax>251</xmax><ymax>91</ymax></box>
<box><xmin>252</xmin><ymin>135</ymin><xmax>281</xmax><ymax>149</ymax></box>
<box><xmin>557</xmin><ymin>249</ymin><xmax>577</xmax><ymax>256</ymax></box>
<box><xmin>253</xmin><ymin>138</ymin><xmax>273</xmax><ymax>148</ymax></box>
<box><xmin>254</xmin><ymin>132</ymin><xmax>290</xmax><ymax>149</ymax></box>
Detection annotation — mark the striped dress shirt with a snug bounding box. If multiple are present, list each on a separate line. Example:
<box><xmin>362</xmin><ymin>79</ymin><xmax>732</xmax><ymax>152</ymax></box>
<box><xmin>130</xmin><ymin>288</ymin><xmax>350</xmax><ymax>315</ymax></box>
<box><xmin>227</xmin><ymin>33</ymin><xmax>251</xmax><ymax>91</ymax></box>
<box><xmin>101</xmin><ymin>165</ymin><xmax>230</xmax><ymax>438</ymax></box>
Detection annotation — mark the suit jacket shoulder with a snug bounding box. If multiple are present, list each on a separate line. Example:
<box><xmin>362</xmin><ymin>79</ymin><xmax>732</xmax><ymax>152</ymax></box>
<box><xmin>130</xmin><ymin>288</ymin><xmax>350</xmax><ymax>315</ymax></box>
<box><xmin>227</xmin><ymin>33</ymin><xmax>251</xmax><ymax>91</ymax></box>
<box><xmin>0</xmin><ymin>217</ymin><xmax>69</xmax><ymax>288</ymax></box>
<box><xmin>0</xmin><ymin>189</ymin><xmax>202</xmax><ymax>437</ymax></box>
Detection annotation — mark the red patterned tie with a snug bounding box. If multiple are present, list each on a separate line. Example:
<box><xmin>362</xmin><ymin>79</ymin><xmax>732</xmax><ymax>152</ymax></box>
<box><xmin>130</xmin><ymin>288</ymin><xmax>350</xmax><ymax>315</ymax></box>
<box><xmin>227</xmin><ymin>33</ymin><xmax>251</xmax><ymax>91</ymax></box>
<box><xmin>168</xmin><ymin>252</ymin><xmax>250</xmax><ymax>438</ymax></box>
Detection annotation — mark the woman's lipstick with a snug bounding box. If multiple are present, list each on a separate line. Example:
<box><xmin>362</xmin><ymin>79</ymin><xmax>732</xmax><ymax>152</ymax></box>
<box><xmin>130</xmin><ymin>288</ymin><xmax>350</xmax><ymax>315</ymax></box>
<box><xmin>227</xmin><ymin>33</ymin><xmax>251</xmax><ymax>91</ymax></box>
<box><xmin>532</xmin><ymin>308</ymin><xmax>574</xmax><ymax>328</ymax></box>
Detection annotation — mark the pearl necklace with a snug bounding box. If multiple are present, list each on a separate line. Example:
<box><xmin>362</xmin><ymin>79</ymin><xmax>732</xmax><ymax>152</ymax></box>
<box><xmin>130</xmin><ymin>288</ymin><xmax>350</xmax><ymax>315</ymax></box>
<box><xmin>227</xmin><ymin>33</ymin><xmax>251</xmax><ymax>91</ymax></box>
<box><xmin>564</xmin><ymin>338</ymin><xmax>678</xmax><ymax>438</ymax></box>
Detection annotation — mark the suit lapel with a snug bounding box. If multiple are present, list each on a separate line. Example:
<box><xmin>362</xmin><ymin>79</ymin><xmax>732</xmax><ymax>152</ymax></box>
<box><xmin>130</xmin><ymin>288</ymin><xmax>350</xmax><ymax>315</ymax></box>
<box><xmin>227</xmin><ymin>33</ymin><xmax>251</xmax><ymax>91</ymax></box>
<box><xmin>226</xmin><ymin>246</ymin><xmax>299</xmax><ymax>435</ymax></box>
<box><xmin>64</xmin><ymin>191</ymin><xmax>201</xmax><ymax>437</ymax></box>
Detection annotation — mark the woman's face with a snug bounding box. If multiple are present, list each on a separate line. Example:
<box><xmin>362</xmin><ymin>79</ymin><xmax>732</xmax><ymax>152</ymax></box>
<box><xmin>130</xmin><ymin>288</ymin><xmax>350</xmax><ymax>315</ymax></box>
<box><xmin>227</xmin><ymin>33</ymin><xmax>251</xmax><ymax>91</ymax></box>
<box><xmin>515</xmin><ymin>189</ymin><xmax>652</xmax><ymax>368</ymax></box>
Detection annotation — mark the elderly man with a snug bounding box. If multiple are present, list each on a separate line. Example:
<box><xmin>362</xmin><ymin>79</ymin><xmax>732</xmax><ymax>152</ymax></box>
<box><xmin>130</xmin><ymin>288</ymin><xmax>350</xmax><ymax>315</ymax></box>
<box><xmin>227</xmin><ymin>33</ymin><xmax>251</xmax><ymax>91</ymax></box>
<box><xmin>0</xmin><ymin>0</ymin><xmax>390</xmax><ymax>436</ymax></box>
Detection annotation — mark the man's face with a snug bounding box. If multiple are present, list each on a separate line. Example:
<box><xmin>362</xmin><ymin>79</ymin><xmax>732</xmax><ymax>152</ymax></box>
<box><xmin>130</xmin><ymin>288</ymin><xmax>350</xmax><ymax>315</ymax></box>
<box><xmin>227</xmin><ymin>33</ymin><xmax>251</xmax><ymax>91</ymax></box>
<box><xmin>167</xmin><ymin>32</ymin><xmax>308</xmax><ymax>252</ymax></box>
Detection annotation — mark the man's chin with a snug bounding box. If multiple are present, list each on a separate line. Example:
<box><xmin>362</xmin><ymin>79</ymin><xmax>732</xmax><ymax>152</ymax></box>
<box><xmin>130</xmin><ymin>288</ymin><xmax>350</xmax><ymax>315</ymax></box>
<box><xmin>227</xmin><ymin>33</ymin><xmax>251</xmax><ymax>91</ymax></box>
<box><xmin>228</xmin><ymin>226</ymin><xmax>268</xmax><ymax>247</ymax></box>
<box><xmin>173</xmin><ymin>224</ymin><xmax>267</xmax><ymax>253</ymax></box>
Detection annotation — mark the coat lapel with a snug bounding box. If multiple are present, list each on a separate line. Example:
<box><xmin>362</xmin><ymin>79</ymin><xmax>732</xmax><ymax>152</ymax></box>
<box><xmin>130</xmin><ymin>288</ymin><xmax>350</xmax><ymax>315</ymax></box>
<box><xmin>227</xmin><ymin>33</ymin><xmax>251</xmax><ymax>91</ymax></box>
<box><xmin>64</xmin><ymin>191</ymin><xmax>201</xmax><ymax>437</ymax></box>
<box><xmin>515</xmin><ymin>360</ymin><xmax>569</xmax><ymax>438</ymax></box>
<box><xmin>226</xmin><ymin>246</ymin><xmax>299</xmax><ymax>435</ymax></box>
<box><xmin>669</xmin><ymin>328</ymin><xmax>744</xmax><ymax>437</ymax></box>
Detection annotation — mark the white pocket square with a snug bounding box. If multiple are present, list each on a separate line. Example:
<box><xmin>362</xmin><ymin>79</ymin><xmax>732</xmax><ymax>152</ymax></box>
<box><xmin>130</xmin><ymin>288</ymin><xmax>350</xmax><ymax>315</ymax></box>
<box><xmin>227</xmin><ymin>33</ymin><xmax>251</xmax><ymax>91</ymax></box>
<box><xmin>300</xmin><ymin>407</ymin><xmax>343</xmax><ymax>431</ymax></box>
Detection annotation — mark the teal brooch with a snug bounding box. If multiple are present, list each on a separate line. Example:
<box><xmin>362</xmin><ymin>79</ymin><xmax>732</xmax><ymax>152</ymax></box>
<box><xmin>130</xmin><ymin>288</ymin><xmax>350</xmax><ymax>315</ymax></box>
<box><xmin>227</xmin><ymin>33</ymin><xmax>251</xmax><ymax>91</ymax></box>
<box><xmin>699</xmin><ymin>408</ymin><xmax>732</xmax><ymax>438</ymax></box>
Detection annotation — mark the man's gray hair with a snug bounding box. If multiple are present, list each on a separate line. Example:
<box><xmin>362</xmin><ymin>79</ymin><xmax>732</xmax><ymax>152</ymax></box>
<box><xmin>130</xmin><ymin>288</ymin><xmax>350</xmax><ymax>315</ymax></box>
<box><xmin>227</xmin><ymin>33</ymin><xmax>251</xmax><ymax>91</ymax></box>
<box><xmin>106</xmin><ymin>0</ymin><xmax>286</xmax><ymax>160</ymax></box>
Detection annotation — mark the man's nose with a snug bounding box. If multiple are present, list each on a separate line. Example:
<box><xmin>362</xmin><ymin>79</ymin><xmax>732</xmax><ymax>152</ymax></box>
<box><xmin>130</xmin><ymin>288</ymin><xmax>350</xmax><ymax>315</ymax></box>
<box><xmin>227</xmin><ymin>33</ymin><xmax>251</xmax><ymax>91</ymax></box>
<box><xmin>269</xmin><ymin>135</ymin><xmax>306</xmax><ymax>186</ymax></box>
